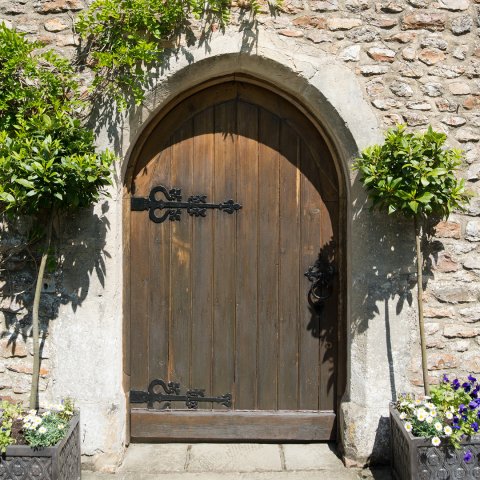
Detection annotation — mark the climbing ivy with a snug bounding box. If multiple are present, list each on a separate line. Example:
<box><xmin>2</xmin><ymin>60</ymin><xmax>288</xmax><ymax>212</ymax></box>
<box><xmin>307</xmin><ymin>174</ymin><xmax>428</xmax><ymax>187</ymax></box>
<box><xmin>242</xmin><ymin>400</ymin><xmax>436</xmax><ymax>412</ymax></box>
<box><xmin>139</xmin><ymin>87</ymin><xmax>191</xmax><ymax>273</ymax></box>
<box><xmin>76</xmin><ymin>0</ymin><xmax>274</xmax><ymax>108</ymax></box>
<box><xmin>76</xmin><ymin>0</ymin><xmax>282</xmax><ymax>107</ymax></box>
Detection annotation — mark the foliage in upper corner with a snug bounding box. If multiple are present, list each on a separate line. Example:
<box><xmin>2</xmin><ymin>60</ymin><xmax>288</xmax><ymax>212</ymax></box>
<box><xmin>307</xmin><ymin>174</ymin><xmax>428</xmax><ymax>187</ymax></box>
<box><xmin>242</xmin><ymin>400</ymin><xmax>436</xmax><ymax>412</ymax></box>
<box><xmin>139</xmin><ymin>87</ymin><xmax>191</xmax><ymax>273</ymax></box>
<box><xmin>75</xmin><ymin>0</ymin><xmax>232</xmax><ymax>108</ymax></box>
<box><xmin>0</xmin><ymin>24</ymin><xmax>114</xmax><ymax>217</ymax></box>
<box><xmin>353</xmin><ymin>125</ymin><xmax>469</xmax><ymax>218</ymax></box>
<box><xmin>75</xmin><ymin>0</ymin><xmax>282</xmax><ymax>109</ymax></box>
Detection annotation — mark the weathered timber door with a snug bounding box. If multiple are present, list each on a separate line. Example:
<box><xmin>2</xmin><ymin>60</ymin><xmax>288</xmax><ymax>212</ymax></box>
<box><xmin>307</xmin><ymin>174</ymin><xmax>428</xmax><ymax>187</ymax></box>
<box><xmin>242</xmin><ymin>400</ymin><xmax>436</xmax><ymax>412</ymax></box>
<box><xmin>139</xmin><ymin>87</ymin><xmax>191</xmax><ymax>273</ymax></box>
<box><xmin>127</xmin><ymin>80</ymin><xmax>342</xmax><ymax>442</ymax></box>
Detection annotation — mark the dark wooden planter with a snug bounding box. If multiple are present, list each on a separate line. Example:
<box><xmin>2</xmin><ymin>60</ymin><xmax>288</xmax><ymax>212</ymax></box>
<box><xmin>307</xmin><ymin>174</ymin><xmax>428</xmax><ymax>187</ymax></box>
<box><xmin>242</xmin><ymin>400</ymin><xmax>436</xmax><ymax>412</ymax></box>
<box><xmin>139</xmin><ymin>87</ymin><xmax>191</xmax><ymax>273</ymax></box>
<box><xmin>390</xmin><ymin>405</ymin><xmax>480</xmax><ymax>480</ymax></box>
<box><xmin>0</xmin><ymin>413</ymin><xmax>80</xmax><ymax>480</ymax></box>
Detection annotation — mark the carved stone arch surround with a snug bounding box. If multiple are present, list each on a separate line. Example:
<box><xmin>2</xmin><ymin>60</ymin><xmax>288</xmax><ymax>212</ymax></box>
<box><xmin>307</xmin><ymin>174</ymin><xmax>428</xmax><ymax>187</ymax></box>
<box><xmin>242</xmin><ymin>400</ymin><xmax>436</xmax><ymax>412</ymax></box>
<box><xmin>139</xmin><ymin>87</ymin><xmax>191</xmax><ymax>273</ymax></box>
<box><xmin>116</xmin><ymin>30</ymin><xmax>413</xmax><ymax>465</ymax></box>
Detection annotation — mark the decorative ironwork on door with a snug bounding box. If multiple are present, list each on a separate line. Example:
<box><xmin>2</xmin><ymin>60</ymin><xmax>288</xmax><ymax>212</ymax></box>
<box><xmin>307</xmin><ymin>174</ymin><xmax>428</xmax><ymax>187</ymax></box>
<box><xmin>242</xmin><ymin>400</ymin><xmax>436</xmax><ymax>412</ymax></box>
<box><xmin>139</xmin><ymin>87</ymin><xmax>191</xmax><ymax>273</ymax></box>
<box><xmin>131</xmin><ymin>184</ymin><xmax>242</xmax><ymax>223</ymax></box>
<box><xmin>130</xmin><ymin>379</ymin><xmax>232</xmax><ymax>410</ymax></box>
<box><xmin>305</xmin><ymin>258</ymin><xmax>335</xmax><ymax>308</ymax></box>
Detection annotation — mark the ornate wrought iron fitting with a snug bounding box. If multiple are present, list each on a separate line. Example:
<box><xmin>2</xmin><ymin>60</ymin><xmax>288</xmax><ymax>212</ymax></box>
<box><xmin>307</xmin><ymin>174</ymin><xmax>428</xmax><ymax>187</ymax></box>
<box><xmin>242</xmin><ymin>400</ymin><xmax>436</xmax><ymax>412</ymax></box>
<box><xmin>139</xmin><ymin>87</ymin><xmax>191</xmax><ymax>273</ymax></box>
<box><xmin>304</xmin><ymin>258</ymin><xmax>335</xmax><ymax>308</ymax></box>
<box><xmin>131</xmin><ymin>184</ymin><xmax>242</xmax><ymax>223</ymax></box>
<box><xmin>130</xmin><ymin>379</ymin><xmax>232</xmax><ymax>410</ymax></box>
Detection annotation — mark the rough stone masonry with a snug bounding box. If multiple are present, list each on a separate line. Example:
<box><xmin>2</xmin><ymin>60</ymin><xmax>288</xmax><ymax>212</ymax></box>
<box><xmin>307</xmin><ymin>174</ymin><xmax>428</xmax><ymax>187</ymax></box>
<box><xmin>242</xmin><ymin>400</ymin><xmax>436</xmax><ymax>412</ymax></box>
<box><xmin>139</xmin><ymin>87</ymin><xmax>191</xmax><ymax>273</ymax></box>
<box><xmin>0</xmin><ymin>0</ymin><xmax>479</xmax><ymax>470</ymax></box>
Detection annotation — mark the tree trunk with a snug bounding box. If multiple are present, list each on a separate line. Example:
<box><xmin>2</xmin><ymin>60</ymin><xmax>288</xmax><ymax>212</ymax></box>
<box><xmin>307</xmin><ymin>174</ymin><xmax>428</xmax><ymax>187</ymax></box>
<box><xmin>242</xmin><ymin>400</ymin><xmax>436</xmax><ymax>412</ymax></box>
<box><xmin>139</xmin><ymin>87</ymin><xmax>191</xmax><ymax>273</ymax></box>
<box><xmin>29</xmin><ymin>213</ymin><xmax>54</xmax><ymax>409</ymax></box>
<box><xmin>414</xmin><ymin>215</ymin><xmax>429</xmax><ymax>397</ymax></box>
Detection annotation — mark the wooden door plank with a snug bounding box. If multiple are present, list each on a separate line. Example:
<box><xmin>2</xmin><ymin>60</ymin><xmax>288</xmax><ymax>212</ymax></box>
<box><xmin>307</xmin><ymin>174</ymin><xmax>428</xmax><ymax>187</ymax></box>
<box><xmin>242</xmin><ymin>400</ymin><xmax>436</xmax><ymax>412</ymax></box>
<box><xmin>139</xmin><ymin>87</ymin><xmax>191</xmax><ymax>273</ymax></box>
<box><xmin>298</xmin><ymin>145</ymin><xmax>322</xmax><ymax>410</ymax></box>
<box><xmin>131</xmin><ymin>409</ymin><xmax>336</xmax><ymax>441</ymax></box>
<box><xmin>212</xmin><ymin>100</ymin><xmax>237</xmax><ymax>408</ymax></box>
<box><xmin>256</xmin><ymin>109</ymin><xmax>280</xmax><ymax>410</ymax></box>
<box><xmin>148</xmin><ymin>146</ymin><xmax>172</xmax><ymax>384</ymax></box>
<box><xmin>277</xmin><ymin>122</ymin><xmax>300</xmax><ymax>410</ymax></box>
<box><xmin>235</xmin><ymin>100</ymin><xmax>259</xmax><ymax>410</ymax></box>
<box><xmin>169</xmin><ymin>121</ymin><xmax>194</xmax><ymax>402</ymax></box>
<box><xmin>130</xmin><ymin>168</ymin><xmax>155</xmax><ymax>394</ymax></box>
<box><xmin>319</xmin><ymin>200</ymin><xmax>337</xmax><ymax>412</ymax></box>
<box><xmin>190</xmin><ymin>108</ymin><xmax>215</xmax><ymax>404</ymax></box>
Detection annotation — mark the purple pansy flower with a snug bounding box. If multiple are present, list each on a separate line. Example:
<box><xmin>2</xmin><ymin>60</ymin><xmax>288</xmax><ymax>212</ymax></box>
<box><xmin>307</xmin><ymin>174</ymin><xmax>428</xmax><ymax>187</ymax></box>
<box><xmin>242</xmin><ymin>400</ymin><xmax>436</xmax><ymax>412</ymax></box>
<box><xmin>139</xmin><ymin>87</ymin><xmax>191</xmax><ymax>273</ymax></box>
<box><xmin>470</xmin><ymin>401</ymin><xmax>478</xmax><ymax>410</ymax></box>
<box><xmin>452</xmin><ymin>379</ymin><xmax>461</xmax><ymax>391</ymax></box>
<box><xmin>463</xmin><ymin>382</ymin><xmax>471</xmax><ymax>393</ymax></box>
<box><xmin>453</xmin><ymin>416</ymin><xmax>460</xmax><ymax>424</ymax></box>
<box><xmin>472</xmin><ymin>422</ymin><xmax>479</xmax><ymax>433</ymax></box>
<box><xmin>443</xmin><ymin>374</ymin><xmax>449</xmax><ymax>383</ymax></box>
<box><xmin>468</xmin><ymin>375</ymin><xmax>477</xmax><ymax>383</ymax></box>
<box><xmin>459</xmin><ymin>404</ymin><xmax>467</xmax><ymax>414</ymax></box>
<box><xmin>464</xmin><ymin>450</ymin><xmax>473</xmax><ymax>463</ymax></box>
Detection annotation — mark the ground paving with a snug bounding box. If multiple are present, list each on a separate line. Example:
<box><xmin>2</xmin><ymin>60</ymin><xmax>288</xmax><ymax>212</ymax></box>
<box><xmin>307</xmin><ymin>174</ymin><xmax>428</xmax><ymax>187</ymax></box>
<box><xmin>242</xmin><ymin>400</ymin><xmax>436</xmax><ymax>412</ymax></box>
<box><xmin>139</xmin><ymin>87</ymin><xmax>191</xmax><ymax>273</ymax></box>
<box><xmin>82</xmin><ymin>444</ymin><xmax>392</xmax><ymax>480</ymax></box>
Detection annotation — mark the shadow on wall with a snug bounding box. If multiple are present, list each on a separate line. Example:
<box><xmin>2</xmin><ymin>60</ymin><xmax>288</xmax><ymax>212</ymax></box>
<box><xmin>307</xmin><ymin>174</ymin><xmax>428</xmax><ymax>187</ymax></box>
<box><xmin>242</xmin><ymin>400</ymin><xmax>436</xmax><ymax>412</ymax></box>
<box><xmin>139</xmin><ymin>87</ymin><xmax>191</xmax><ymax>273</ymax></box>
<box><xmin>84</xmin><ymin>9</ymin><xmax>268</xmax><ymax>154</ymax></box>
<box><xmin>350</xmin><ymin>175</ymin><xmax>445</xmax><ymax>464</ymax></box>
<box><xmin>0</xmin><ymin>202</ymin><xmax>110</xmax><ymax>390</ymax></box>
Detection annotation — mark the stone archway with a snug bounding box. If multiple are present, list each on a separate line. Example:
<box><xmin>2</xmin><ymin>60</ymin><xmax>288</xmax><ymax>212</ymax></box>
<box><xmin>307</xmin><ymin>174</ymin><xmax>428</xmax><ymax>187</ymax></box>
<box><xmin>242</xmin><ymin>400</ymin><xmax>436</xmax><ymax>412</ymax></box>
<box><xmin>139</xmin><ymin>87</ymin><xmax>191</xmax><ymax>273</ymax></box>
<box><xmin>115</xmin><ymin>32</ymin><xmax>405</xmax><ymax>464</ymax></box>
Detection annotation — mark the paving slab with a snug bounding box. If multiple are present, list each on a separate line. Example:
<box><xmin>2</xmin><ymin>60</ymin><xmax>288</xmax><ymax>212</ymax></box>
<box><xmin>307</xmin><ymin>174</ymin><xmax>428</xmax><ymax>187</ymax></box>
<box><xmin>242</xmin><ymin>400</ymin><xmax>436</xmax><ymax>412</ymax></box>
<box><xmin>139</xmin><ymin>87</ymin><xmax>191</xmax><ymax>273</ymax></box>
<box><xmin>118</xmin><ymin>444</ymin><xmax>189</xmax><ymax>473</ymax></box>
<box><xmin>82</xmin><ymin>467</ymin><xmax>392</xmax><ymax>480</ymax></box>
<box><xmin>282</xmin><ymin>443</ymin><xmax>344</xmax><ymax>470</ymax></box>
<box><xmin>187</xmin><ymin>443</ymin><xmax>282</xmax><ymax>472</ymax></box>
<box><xmin>81</xmin><ymin>443</ymin><xmax>393</xmax><ymax>480</ymax></box>
<box><xmin>82</xmin><ymin>471</ymin><xmax>361</xmax><ymax>480</ymax></box>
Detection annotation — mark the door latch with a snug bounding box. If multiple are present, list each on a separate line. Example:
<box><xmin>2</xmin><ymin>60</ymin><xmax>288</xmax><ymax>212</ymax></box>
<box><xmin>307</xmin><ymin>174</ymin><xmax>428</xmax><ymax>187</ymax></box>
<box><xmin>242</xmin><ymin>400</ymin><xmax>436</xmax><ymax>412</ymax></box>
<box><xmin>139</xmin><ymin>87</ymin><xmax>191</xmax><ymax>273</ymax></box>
<box><xmin>304</xmin><ymin>259</ymin><xmax>335</xmax><ymax>308</ymax></box>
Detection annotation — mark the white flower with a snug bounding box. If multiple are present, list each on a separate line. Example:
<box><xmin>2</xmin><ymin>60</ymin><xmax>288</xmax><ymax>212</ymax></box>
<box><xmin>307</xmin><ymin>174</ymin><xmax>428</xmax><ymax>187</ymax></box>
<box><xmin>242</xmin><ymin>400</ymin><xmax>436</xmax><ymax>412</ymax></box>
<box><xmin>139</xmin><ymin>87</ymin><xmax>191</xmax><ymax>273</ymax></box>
<box><xmin>415</xmin><ymin>399</ymin><xmax>422</xmax><ymax>406</ymax></box>
<box><xmin>57</xmin><ymin>424</ymin><xmax>65</xmax><ymax>430</ymax></box>
<box><xmin>400</xmin><ymin>412</ymin><xmax>407</xmax><ymax>420</ymax></box>
<box><xmin>405</xmin><ymin>422</ymin><xmax>413</xmax><ymax>433</ymax></box>
<box><xmin>42</xmin><ymin>411</ymin><xmax>51</xmax><ymax>417</ymax></box>
<box><xmin>38</xmin><ymin>426</ymin><xmax>47</xmax><ymax>434</ymax></box>
<box><xmin>450</xmin><ymin>406</ymin><xmax>455</xmax><ymax>413</ymax></box>
<box><xmin>430</xmin><ymin>410</ymin><xmax>437</xmax><ymax>418</ymax></box>
<box><xmin>425</xmin><ymin>402</ymin><xmax>435</xmax><ymax>411</ymax></box>
<box><xmin>445</xmin><ymin>411</ymin><xmax>453</xmax><ymax>420</ymax></box>
<box><xmin>434</xmin><ymin>422</ymin><xmax>443</xmax><ymax>432</ymax></box>
<box><xmin>426</xmin><ymin>416</ymin><xmax>434</xmax><ymax>424</ymax></box>
<box><xmin>416</xmin><ymin>409</ymin><xmax>427</xmax><ymax>422</ymax></box>
<box><xmin>432</xmin><ymin>437</ymin><xmax>441</xmax><ymax>447</ymax></box>
<box><xmin>444</xmin><ymin>426</ymin><xmax>453</xmax><ymax>436</ymax></box>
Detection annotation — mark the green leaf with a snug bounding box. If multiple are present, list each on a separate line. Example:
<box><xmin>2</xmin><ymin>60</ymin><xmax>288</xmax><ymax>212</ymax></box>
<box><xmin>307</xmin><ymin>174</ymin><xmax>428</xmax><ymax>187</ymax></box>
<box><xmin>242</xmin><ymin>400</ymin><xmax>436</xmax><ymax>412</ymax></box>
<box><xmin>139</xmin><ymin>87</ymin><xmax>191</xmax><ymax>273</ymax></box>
<box><xmin>15</xmin><ymin>178</ymin><xmax>35</xmax><ymax>189</ymax></box>
<box><xmin>417</xmin><ymin>192</ymin><xmax>434</xmax><ymax>204</ymax></box>
<box><xmin>408</xmin><ymin>201</ymin><xmax>418</xmax><ymax>213</ymax></box>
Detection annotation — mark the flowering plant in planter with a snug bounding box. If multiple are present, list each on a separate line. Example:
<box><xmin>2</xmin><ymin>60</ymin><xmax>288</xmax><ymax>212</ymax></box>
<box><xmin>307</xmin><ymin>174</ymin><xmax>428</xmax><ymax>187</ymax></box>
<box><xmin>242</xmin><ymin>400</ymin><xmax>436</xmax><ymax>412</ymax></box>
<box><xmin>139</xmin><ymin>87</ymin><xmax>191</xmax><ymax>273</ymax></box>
<box><xmin>0</xmin><ymin>398</ymin><xmax>75</xmax><ymax>452</ymax></box>
<box><xmin>0</xmin><ymin>398</ymin><xmax>80</xmax><ymax>480</ymax></box>
<box><xmin>394</xmin><ymin>375</ymin><xmax>480</xmax><ymax>464</ymax></box>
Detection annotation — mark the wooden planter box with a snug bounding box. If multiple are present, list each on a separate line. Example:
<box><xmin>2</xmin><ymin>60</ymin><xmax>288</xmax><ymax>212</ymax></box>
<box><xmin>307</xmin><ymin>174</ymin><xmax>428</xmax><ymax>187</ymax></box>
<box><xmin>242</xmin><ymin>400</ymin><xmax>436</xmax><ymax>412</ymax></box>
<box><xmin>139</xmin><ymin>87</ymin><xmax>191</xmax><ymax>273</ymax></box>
<box><xmin>0</xmin><ymin>413</ymin><xmax>80</xmax><ymax>480</ymax></box>
<box><xmin>390</xmin><ymin>405</ymin><xmax>480</xmax><ymax>480</ymax></box>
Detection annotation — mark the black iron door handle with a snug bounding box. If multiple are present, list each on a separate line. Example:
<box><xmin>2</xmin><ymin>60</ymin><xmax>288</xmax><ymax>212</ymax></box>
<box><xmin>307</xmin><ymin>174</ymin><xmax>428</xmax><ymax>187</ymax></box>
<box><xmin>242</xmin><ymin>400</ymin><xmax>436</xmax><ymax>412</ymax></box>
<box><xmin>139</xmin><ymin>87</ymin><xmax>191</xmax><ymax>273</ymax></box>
<box><xmin>304</xmin><ymin>260</ymin><xmax>335</xmax><ymax>308</ymax></box>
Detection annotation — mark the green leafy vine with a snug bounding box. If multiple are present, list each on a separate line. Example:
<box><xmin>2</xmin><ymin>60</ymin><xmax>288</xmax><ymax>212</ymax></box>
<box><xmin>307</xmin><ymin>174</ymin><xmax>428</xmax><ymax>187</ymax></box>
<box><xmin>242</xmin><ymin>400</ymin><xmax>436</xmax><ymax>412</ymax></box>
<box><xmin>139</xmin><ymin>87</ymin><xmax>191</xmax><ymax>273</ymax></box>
<box><xmin>75</xmin><ymin>0</ymin><xmax>281</xmax><ymax>108</ymax></box>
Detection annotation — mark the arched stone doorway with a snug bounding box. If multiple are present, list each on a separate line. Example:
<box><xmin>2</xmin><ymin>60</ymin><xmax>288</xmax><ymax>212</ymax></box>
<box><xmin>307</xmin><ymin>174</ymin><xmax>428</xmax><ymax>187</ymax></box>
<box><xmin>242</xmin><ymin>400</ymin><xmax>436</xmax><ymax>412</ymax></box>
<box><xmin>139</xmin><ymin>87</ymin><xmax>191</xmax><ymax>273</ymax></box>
<box><xmin>124</xmin><ymin>76</ymin><xmax>346</xmax><ymax>441</ymax></box>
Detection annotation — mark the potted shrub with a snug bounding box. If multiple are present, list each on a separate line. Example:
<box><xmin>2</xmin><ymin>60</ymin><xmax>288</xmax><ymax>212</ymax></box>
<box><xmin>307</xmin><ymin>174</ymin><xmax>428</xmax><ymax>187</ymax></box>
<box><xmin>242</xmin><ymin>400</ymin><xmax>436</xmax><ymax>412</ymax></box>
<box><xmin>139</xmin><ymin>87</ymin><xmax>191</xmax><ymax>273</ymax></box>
<box><xmin>0</xmin><ymin>23</ymin><xmax>113</xmax><ymax>478</ymax></box>
<box><xmin>353</xmin><ymin>125</ymin><xmax>473</xmax><ymax>478</ymax></box>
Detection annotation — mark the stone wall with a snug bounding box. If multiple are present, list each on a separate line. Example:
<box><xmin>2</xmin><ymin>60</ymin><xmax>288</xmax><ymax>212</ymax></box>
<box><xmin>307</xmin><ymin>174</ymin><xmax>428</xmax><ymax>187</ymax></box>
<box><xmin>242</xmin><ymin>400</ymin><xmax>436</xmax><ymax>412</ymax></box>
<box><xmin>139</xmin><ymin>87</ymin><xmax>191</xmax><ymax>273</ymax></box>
<box><xmin>0</xmin><ymin>0</ymin><xmax>479</xmax><ymax>469</ymax></box>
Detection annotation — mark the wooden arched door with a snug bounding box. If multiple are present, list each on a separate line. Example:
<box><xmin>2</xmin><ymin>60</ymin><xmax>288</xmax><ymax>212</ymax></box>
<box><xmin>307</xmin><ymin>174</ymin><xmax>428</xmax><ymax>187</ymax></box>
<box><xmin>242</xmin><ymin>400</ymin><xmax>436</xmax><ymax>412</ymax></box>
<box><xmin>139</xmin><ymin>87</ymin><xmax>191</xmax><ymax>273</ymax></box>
<box><xmin>127</xmin><ymin>80</ymin><xmax>341</xmax><ymax>441</ymax></box>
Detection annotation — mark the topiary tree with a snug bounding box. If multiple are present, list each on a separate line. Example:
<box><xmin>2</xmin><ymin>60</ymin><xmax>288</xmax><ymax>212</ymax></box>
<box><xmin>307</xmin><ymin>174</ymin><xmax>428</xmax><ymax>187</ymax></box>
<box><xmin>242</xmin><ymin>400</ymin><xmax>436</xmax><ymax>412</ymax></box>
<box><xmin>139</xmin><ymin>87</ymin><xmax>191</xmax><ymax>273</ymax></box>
<box><xmin>353</xmin><ymin>125</ymin><xmax>469</xmax><ymax>396</ymax></box>
<box><xmin>0</xmin><ymin>24</ymin><xmax>114</xmax><ymax>408</ymax></box>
